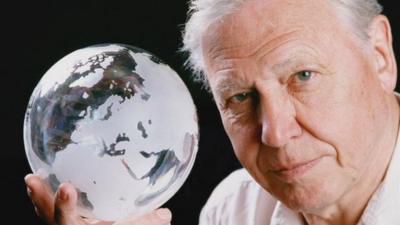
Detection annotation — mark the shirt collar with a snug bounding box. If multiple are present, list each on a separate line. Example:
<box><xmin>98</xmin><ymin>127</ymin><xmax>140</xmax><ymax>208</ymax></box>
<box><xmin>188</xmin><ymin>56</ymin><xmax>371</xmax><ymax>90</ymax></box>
<box><xmin>270</xmin><ymin>201</ymin><xmax>304</xmax><ymax>225</ymax></box>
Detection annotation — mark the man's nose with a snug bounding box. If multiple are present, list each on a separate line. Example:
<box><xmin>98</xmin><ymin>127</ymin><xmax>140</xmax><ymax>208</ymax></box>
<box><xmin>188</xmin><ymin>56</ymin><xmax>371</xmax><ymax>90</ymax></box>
<box><xmin>258</xmin><ymin>91</ymin><xmax>302</xmax><ymax>148</ymax></box>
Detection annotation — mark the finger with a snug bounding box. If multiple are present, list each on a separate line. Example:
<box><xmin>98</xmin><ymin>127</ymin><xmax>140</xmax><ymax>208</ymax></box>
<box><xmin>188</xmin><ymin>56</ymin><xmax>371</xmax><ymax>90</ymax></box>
<box><xmin>114</xmin><ymin>208</ymin><xmax>172</xmax><ymax>225</ymax></box>
<box><xmin>54</xmin><ymin>182</ymin><xmax>81</xmax><ymax>225</ymax></box>
<box><xmin>25</xmin><ymin>174</ymin><xmax>55</xmax><ymax>223</ymax></box>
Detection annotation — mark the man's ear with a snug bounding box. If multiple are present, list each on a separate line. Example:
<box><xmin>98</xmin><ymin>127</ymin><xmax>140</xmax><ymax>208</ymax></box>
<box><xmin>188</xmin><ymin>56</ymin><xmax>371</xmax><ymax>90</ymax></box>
<box><xmin>368</xmin><ymin>15</ymin><xmax>397</xmax><ymax>92</ymax></box>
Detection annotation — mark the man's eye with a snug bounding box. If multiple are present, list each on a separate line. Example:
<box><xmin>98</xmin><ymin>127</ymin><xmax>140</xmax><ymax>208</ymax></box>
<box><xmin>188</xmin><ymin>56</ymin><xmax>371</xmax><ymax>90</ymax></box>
<box><xmin>295</xmin><ymin>70</ymin><xmax>313</xmax><ymax>81</ymax></box>
<box><xmin>224</xmin><ymin>91</ymin><xmax>258</xmax><ymax>115</ymax></box>
<box><xmin>232</xmin><ymin>92</ymin><xmax>252</xmax><ymax>103</ymax></box>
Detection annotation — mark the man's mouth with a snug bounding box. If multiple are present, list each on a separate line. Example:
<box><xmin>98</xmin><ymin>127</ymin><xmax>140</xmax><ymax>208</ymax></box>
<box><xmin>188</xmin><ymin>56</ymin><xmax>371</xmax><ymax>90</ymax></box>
<box><xmin>271</xmin><ymin>157</ymin><xmax>323</xmax><ymax>182</ymax></box>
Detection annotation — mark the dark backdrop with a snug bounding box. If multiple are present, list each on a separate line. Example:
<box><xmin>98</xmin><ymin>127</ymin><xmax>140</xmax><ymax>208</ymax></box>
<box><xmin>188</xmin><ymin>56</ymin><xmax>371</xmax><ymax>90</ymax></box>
<box><xmin>1</xmin><ymin>1</ymin><xmax>398</xmax><ymax>224</ymax></box>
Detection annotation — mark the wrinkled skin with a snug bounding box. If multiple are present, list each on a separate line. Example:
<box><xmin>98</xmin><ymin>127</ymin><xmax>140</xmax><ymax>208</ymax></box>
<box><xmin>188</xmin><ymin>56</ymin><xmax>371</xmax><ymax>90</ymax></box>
<box><xmin>24</xmin><ymin>174</ymin><xmax>172</xmax><ymax>225</ymax></box>
<box><xmin>202</xmin><ymin>0</ymin><xmax>398</xmax><ymax>224</ymax></box>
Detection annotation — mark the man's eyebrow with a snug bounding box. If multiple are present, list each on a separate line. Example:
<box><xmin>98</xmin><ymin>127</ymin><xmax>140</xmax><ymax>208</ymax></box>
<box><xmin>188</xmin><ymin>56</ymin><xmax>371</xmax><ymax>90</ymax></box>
<box><xmin>213</xmin><ymin>76</ymin><xmax>245</xmax><ymax>94</ymax></box>
<box><xmin>271</xmin><ymin>58</ymin><xmax>321</xmax><ymax>75</ymax></box>
<box><xmin>270</xmin><ymin>50</ymin><xmax>320</xmax><ymax>72</ymax></box>
<box><xmin>271</xmin><ymin>58</ymin><xmax>296</xmax><ymax>72</ymax></box>
<box><xmin>215</xmin><ymin>80</ymin><xmax>239</xmax><ymax>93</ymax></box>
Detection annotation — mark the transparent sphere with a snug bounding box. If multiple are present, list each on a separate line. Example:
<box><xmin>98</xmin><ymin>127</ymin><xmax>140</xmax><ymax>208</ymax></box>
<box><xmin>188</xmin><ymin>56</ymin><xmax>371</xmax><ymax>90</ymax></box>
<box><xmin>23</xmin><ymin>44</ymin><xmax>198</xmax><ymax>221</ymax></box>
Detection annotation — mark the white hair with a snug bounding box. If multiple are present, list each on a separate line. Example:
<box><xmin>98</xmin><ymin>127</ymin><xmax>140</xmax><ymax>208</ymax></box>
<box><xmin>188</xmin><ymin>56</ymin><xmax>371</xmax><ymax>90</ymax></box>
<box><xmin>181</xmin><ymin>0</ymin><xmax>383</xmax><ymax>90</ymax></box>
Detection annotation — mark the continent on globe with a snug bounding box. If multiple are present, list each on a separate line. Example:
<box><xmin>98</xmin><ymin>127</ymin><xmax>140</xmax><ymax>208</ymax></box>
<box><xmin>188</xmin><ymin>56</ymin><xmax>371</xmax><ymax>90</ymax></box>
<box><xmin>99</xmin><ymin>133</ymin><xmax>131</xmax><ymax>157</ymax></box>
<box><xmin>115</xmin><ymin>132</ymin><xmax>196</xmax><ymax>206</ymax></box>
<box><xmin>137</xmin><ymin>121</ymin><xmax>148</xmax><ymax>138</ymax></box>
<box><xmin>28</xmin><ymin>48</ymin><xmax>151</xmax><ymax>165</ymax></box>
<box><xmin>101</xmin><ymin>103</ymin><xmax>114</xmax><ymax>121</ymax></box>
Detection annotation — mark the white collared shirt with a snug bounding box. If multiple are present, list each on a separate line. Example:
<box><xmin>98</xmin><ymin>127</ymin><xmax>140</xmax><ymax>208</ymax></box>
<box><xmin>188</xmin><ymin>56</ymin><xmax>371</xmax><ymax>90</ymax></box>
<box><xmin>199</xmin><ymin>129</ymin><xmax>400</xmax><ymax>225</ymax></box>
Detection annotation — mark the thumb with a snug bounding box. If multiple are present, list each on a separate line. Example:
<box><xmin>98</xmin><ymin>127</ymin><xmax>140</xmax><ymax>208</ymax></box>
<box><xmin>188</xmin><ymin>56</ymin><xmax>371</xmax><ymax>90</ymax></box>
<box><xmin>54</xmin><ymin>183</ymin><xmax>80</xmax><ymax>225</ymax></box>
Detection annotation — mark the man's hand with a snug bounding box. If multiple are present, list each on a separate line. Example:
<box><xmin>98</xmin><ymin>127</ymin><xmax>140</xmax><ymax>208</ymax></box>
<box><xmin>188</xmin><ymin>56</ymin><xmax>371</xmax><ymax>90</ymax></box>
<box><xmin>24</xmin><ymin>174</ymin><xmax>172</xmax><ymax>225</ymax></box>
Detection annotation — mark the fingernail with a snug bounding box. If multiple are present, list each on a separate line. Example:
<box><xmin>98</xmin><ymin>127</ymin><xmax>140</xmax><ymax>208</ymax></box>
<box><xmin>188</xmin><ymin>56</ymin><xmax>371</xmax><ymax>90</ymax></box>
<box><xmin>24</xmin><ymin>174</ymin><xmax>32</xmax><ymax>184</ymax></box>
<box><xmin>26</xmin><ymin>186</ymin><xmax>32</xmax><ymax>196</ymax></box>
<box><xmin>157</xmin><ymin>208</ymin><xmax>172</xmax><ymax>221</ymax></box>
<box><xmin>24</xmin><ymin>176</ymin><xmax>28</xmax><ymax>183</ymax></box>
<box><xmin>58</xmin><ymin>188</ymin><xmax>68</xmax><ymax>201</ymax></box>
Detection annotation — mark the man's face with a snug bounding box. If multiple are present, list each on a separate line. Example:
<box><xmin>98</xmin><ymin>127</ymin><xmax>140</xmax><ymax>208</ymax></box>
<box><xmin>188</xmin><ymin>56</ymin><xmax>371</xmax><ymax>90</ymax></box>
<box><xmin>202</xmin><ymin>0</ymin><xmax>395</xmax><ymax>212</ymax></box>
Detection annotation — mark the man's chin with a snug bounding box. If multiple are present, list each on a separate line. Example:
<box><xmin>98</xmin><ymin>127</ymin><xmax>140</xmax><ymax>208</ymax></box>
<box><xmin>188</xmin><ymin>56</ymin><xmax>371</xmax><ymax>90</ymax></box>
<box><xmin>273</xmin><ymin>183</ymin><xmax>341</xmax><ymax>213</ymax></box>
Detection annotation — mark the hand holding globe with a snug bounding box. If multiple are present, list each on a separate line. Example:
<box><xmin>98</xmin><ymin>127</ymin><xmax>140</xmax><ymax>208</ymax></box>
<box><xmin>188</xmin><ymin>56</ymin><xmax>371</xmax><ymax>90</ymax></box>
<box><xmin>23</xmin><ymin>44</ymin><xmax>199</xmax><ymax>223</ymax></box>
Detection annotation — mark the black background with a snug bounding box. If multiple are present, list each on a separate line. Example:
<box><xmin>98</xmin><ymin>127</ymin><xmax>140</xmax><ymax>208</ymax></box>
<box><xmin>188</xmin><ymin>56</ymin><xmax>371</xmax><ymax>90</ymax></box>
<box><xmin>2</xmin><ymin>1</ymin><xmax>398</xmax><ymax>224</ymax></box>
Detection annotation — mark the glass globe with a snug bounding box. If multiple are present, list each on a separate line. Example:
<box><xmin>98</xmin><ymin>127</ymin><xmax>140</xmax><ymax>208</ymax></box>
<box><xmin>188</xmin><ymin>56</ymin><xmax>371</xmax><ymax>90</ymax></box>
<box><xmin>23</xmin><ymin>44</ymin><xmax>199</xmax><ymax>221</ymax></box>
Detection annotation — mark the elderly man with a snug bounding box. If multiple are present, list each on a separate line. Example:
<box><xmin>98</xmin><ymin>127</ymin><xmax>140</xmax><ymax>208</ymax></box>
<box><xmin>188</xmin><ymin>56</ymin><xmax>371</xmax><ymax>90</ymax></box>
<box><xmin>25</xmin><ymin>0</ymin><xmax>398</xmax><ymax>224</ymax></box>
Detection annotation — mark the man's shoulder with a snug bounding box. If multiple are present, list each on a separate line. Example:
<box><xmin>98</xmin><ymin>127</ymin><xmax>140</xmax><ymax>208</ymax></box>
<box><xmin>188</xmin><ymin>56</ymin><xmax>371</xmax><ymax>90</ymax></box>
<box><xmin>199</xmin><ymin>169</ymin><xmax>277</xmax><ymax>225</ymax></box>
